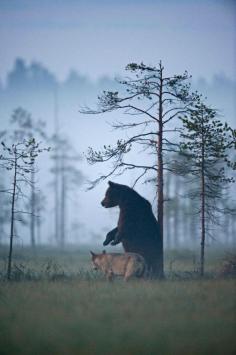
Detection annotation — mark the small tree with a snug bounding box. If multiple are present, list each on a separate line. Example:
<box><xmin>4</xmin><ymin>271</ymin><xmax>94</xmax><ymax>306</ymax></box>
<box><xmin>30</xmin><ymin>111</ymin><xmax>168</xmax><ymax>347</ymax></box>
<box><xmin>0</xmin><ymin>178</ymin><xmax>9</xmax><ymax>244</ymax></box>
<box><xmin>179</xmin><ymin>102</ymin><xmax>236</xmax><ymax>275</ymax></box>
<box><xmin>10</xmin><ymin>107</ymin><xmax>47</xmax><ymax>247</ymax></box>
<box><xmin>0</xmin><ymin>138</ymin><xmax>49</xmax><ymax>279</ymax></box>
<box><xmin>81</xmin><ymin>61</ymin><xmax>199</xmax><ymax>277</ymax></box>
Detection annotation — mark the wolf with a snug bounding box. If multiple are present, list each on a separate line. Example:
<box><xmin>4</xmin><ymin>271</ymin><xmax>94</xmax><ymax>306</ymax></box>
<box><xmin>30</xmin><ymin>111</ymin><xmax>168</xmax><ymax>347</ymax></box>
<box><xmin>90</xmin><ymin>250</ymin><xmax>147</xmax><ymax>281</ymax></box>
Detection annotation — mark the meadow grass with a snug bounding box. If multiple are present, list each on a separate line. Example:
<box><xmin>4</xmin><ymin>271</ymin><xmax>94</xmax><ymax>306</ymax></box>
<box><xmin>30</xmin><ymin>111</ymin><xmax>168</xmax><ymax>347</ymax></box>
<box><xmin>0</xmin><ymin>247</ymin><xmax>235</xmax><ymax>355</ymax></box>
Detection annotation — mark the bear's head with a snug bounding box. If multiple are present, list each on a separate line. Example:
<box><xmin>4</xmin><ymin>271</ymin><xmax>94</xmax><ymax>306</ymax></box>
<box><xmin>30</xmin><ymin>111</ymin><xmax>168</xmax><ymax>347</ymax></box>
<box><xmin>101</xmin><ymin>181</ymin><xmax>122</xmax><ymax>208</ymax></box>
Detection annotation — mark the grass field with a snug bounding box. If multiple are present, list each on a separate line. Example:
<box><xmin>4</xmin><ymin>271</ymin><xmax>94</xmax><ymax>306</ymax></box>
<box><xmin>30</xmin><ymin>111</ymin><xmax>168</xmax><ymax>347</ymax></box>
<box><xmin>0</xmin><ymin>246</ymin><xmax>235</xmax><ymax>355</ymax></box>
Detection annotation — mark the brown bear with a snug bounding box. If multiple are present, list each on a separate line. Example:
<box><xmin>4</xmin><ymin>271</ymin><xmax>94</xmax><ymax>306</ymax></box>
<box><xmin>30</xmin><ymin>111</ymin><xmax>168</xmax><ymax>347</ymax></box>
<box><xmin>101</xmin><ymin>181</ymin><xmax>163</xmax><ymax>278</ymax></box>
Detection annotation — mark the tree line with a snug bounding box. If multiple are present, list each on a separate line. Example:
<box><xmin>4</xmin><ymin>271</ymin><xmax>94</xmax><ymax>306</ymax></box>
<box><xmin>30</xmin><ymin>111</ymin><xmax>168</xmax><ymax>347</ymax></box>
<box><xmin>0</xmin><ymin>108</ymin><xmax>84</xmax><ymax>279</ymax></box>
<box><xmin>0</xmin><ymin>58</ymin><xmax>117</xmax><ymax>95</ymax></box>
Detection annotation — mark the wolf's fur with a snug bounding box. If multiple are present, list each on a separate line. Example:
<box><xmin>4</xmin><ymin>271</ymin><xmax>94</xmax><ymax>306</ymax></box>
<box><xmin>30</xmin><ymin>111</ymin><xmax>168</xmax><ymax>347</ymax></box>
<box><xmin>90</xmin><ymin>250</ymin><xmax>147</xmax><ymax>281</ymax></box>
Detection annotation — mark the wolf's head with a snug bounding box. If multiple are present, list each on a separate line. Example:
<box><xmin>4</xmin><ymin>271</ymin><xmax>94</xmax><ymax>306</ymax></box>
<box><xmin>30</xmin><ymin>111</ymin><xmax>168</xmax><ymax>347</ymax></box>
<box><xmin>90</xmin><ymin>250</ymin><xmax>106</xmax><ymax>270</ymax></box>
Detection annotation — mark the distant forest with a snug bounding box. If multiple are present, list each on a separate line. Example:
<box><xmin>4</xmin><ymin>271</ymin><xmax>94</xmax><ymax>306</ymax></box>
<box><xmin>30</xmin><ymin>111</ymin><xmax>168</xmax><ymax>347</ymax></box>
<box><xmin>0</xmin><ymin>58</ymin><xmax>235</xmax><ymax>126</ymax></box>
<box><xmin>0</xmin><ymin>58</ymin><xmax>118</xmax><ymax>98</ymax></box>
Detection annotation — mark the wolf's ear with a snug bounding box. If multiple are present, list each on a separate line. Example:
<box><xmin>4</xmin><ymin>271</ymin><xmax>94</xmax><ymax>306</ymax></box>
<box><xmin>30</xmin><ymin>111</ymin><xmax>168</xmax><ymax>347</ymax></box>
<box><xmin>102</xmin><ymin>250</ymin><xmax>106</xmax><ymax>254</ymax></box>
<box><xmin>90</xmin><ymin>251</ymin><xmax>96</xmax><ymax>257</ymax></box>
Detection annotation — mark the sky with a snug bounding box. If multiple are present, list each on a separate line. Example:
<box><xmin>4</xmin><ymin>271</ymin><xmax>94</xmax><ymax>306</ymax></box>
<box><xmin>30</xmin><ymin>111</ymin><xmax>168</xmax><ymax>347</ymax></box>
<box><xmin>0</xmin><ymin>0</ymin><xmax>235</xmax><ymax>84</ymax></box>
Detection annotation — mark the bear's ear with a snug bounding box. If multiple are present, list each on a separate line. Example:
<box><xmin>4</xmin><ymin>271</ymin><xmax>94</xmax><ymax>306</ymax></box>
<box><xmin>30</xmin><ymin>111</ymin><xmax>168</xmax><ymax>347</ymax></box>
<box><xmin>102</xmin><ymin>250</ymin><xmax>106</xmax><ymax>254</ymax></box>
<box><xmin>108</xmin><ymin>181</ymin><xmax>116</xmax><ymax>187</ymax></box>
<box><xmin>90</xmin><ymin>251</ymin><xmax>96</xmax><ymax>257</ymax></box>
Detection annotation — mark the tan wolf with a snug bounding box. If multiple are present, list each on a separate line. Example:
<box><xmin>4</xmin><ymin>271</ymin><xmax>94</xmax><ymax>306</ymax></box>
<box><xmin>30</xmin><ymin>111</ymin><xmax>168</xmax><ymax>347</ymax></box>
<box><xmin>90</xmin><ymin>250</ymin><xmax>147</xmax><ymax>281</ymax></box>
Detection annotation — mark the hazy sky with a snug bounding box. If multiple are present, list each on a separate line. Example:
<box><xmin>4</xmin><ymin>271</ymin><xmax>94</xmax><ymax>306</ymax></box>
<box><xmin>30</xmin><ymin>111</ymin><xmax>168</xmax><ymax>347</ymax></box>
<box><xmin>0</xmin><ymin>0</ymin><xmax>235</xmax><ymax>83</ymax></box>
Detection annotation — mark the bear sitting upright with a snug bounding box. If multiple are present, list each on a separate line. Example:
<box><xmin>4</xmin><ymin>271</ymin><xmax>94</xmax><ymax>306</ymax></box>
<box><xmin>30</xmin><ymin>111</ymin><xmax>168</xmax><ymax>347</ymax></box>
<box><xmin>101</xmin><ymin>181</ymin><xmax>163</xmax><ymax>278</ymax></box>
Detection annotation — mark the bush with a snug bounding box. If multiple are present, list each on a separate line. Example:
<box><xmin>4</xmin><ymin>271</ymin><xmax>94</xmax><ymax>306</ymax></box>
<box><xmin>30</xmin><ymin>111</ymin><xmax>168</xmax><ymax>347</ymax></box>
<box><xmin>220</xmin><ymin>254</ymin><xmax>236</xmax><ymax>277</ymax></box>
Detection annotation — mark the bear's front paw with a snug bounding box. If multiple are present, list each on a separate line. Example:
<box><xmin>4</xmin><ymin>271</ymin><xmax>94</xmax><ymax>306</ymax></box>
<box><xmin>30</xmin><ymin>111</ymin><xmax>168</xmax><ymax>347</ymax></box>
<box><xmin>111</xmin><ymin>234</ymin><xmax>121</xmax><ymax>245</ymax></box>
<box><xmin>103</xmin><ymin>239</ymin><xmax>109</xmax><ymax>246</ymax></box>
<box><xmin>111</xmin><ymin>240</ymin><xmax>120</xmax><ymax>246</ymax></box>
<box><xmin>103</xmin><ymin>231</ymin><xmax>115</xmax><ymax>246</ymax></box>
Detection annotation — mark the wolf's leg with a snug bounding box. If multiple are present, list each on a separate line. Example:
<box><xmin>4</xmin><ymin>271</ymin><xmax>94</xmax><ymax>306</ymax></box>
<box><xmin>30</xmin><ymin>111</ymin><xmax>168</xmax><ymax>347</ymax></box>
<box><xmin>103</xmin><ymin>227</ymin><xmax>118</xmax><ymax>246</ymax></box>
<box><xmin>106</xmin><ymin>270</ymin><xmax>114</xmax><ymax>282</ymax></box>
<box><xmin>124</xmin><ymin>260</ymin><xmax>134</xmax><ymax>281</ymax></box>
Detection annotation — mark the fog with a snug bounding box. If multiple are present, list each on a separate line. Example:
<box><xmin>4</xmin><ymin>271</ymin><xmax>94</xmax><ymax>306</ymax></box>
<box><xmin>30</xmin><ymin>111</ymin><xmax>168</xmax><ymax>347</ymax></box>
<box><xmin>0</xmin><ymin>0</ymin><xmax>235</xmax><ymax>248</ymax></box>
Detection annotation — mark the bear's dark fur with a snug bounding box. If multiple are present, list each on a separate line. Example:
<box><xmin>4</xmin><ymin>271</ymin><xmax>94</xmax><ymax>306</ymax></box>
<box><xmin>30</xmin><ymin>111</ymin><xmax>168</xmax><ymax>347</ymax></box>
<box><xmin>101</xmin><ymin>181</ymin><xmax>162</xmax><ymax>277</ymax></box>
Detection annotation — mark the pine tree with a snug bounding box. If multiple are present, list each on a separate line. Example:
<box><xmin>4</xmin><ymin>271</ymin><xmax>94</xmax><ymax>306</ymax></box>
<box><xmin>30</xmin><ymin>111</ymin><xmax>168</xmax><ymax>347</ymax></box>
<box><xmin>180</xmin><ymin>102</ymin><xmax>236</xmax><ymax>275</ymax></box>
<box><xmin>10</xmin><ymin>107</ymin><xmax>47</xmax><ymax>247</ymax></box>
<box><xmin>81</xmin><ymin>61</ymin><xmax>199</xmax><ymax>277</ymax></box>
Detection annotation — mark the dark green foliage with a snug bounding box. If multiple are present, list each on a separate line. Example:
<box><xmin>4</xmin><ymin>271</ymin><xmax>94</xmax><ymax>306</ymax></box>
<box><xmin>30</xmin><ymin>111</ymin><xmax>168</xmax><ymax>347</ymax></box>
<box><xmin>180</xmin><ymin>103</ymin><xmax>235</xmax><ymax>197</ymax></box>
<box><xmin>81</xmin><ymin>61</ymin><xmax>198</xmax><ymax>187</ymax></box>
<box><xmin>179</xmin><ymin>102</ymin><xmax>236</xmax><ymax>275</ymax></box>
<box><xmin>181</xmin><ymin>104</ymin><xmax>235</xmax><ymax>175</ymax></box>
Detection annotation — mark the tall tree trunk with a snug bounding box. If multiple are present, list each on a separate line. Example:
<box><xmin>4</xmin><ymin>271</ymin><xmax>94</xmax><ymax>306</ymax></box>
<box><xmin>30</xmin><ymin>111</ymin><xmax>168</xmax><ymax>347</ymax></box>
<box><xmin>60</xmin><ymin>156</ymin><xmax>66</xmax><ymax>248</ymax></box>
<box><xmin>7</xmin><ymin>151</ymin><xmax>17</xmax><ymax>280</ymax></box>
<box><xmin>200</xmin><ymin>170</ymin><xmax>206</xmax><ymax>276</ymax></box>
<box><xmin>157</xmin><ymin>62</ymin><xmax>164</xmax><ymax>278</ymax></box>
<box><xmin>200</xmin><ymin>119</ymin><xmax>206</xmax><ymax>277</ymax></box>
<box><xmin>0</xmin><ymin>184</ymin><xmax>4</xmax><ymax>245</ymax></box>
<box><xmin>0</xmin><ymin>221</ymin><xmax>3</xmax><ymax>244</ymax></box>
<box><xmin>173</xmin><ymin>176</ymin><xmax>180</xmax><ymax>249</ymax></box>
<box><xmin>189</xmin><ymin>200</ymin><xmax>196</xmax><ymax>248</ymax></box>
<box><xmin>30</xmin><ymin>166</ymin><xmax>36</xmax><ymax>248</ymax></box>
<box><xmin>231</xmin><ymin>214</ymin><xmax>236</xmax><ymax>246</ymax></box>
<box><xmin>54</xmin><ymin>88</ymin><xmax>60</xmax><ymax>244</ymax></box>
<box><xmin>182</xmin><ymin>192</ymin><xmax>189</xmax><ymax>247</ymax></box>
<box><xmin>164</xmin><ymin>171</ymin><xmax>171</xmax><ymax>249</ymax></box>
<box><xmin>230</xmin><ymin>213</ymin><xmax>235</xmax><ymax>246</ymax></box>
<box><xmin>36</xmin><ymin>197</ymin><xmax>41</xmax><ymax>245</ymax></box>
<box><xmin>55</xmin><ymin>156</ymin><xmax>59</xmax><ymax>244</ymax></box>
<box><xmin>224</xmin><ymin>212</ymin><xmax>230</xmax><ymax>246</ymax></box>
